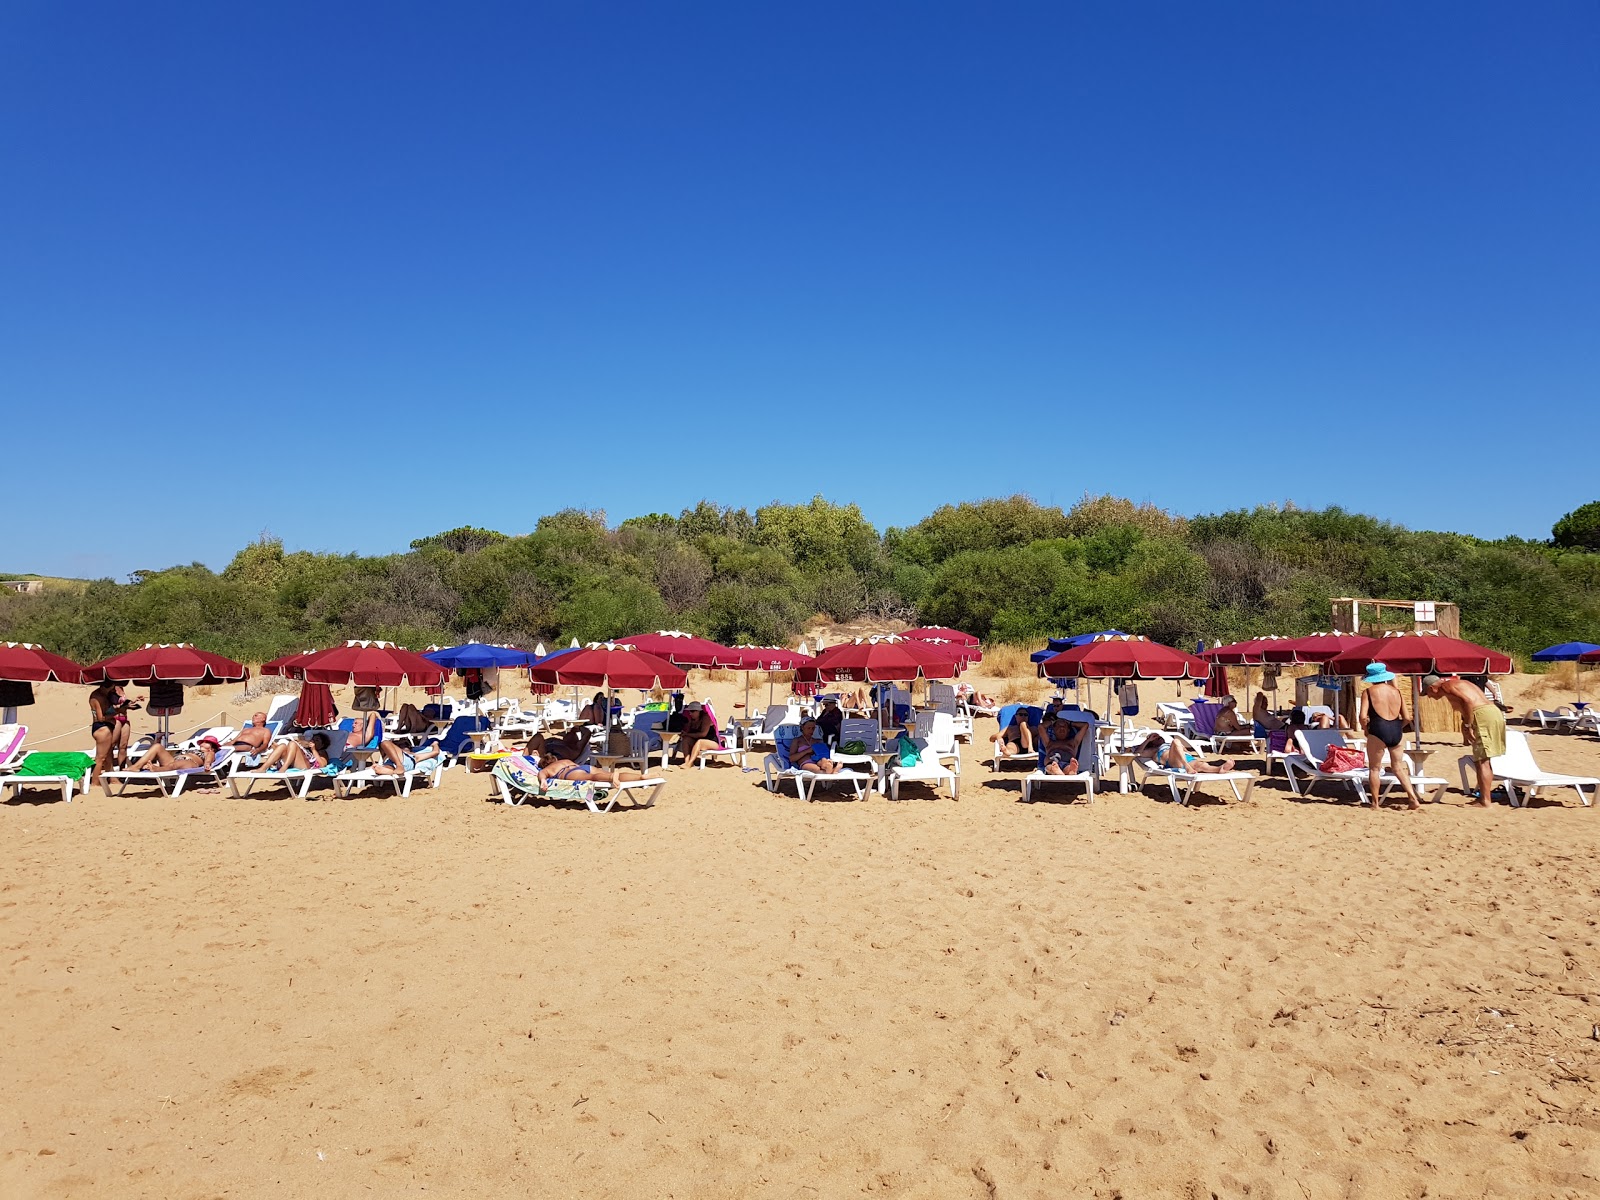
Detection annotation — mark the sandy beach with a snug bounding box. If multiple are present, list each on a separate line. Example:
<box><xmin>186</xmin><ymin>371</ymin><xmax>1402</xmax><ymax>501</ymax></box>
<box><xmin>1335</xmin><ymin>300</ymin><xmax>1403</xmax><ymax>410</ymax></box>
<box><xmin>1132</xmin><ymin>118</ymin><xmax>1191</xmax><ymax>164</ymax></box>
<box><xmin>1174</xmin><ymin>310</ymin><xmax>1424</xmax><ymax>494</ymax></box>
<box><xmin>3</xmin><ymin>671</ymin><xmax>1598</xmax><ymax>1198</ymax></box>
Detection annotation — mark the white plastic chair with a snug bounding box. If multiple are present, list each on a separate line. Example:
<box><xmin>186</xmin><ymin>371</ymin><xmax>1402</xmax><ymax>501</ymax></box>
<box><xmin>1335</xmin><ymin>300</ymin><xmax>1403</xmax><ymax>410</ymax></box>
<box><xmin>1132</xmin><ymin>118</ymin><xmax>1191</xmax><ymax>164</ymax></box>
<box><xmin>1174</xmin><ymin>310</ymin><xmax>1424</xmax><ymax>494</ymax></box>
<box><xmin>1457</xmin><ymin>730</ymin><xmax>1596</xmax><ymax>808</ymax></box>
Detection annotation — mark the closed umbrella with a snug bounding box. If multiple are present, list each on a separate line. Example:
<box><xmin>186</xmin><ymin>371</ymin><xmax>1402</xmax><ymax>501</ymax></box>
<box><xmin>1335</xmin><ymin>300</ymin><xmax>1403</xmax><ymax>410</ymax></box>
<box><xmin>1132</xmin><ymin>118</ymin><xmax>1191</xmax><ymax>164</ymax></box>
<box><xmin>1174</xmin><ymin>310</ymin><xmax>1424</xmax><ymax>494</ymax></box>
<box><xmin>295</xmin><ymin>682</ymin><xmax>336</xmax><ymax>728</ymax></box>
<box><xmin>0</xmin><ymin>642</ymin><xmax>87</xmax><ymax>724</ymax></box>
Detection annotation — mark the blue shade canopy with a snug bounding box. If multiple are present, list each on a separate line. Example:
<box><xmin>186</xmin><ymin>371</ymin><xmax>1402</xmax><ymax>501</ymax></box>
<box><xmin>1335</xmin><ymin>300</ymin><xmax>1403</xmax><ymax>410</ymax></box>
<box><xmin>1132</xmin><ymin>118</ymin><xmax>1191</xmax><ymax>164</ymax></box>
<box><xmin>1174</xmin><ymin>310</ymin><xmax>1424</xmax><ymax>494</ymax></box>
<box><xmin>1532</xmin><ymin>642</ymin><xmax>1600</xmax><ymax>662</ymax></box>
<box><xmin>1029</xmin><ymin>631</ymin><xmax>1129</xmax><ymax>664</ymax></box>
<box><xmin>423</xmin><ymin>643</ymin><xmax>538</xmax><ymax>670</ymax></box>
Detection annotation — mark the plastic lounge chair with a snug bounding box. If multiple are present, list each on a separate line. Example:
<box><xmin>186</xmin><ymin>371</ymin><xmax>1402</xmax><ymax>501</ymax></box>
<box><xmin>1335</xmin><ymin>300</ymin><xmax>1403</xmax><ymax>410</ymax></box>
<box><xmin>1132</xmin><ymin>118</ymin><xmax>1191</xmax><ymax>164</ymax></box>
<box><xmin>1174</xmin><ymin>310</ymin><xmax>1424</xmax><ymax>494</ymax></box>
<box><xmin>1130</xmin><ymin>732</ymin><xmax>1257</xmax><ymax>806</ymax></box>
<box><xmin>762</xmin><ymin>725</ymin><xmax>871</xmax><ymax>801</ymax></box>
<box><xmin>1527</xmin><ymin>707</ymin><xmax>1580</xmax><ymax>732</ymax></box>
<box><xmin>829</xmin><ymin>718</ymin><xmax>882</xmax><ymax>771</ymax></box>
<box><xmin>911</xmin><ymin>711</ymin><xmax>963</xmax><ymax>784</ymax></box>
<box><xmin>1283</xmin><ymin>729</ymin><xmax>1447</xmax><ymax>806</ymax></box>
<box><xmin>746</xmin><ymin>705</ymin><xmax>800</xmax><ymax>751</ymax></box>
<box><xmin>104</xmin><ymin>747</ymin><xmax>235</xmax><ymax>796</ymax></box>
<box><xmin>1021</xmin><ymin>712</ymin><xmax>1098</xmax><ymax>804</ymax></box>
<box><xmin>0</xmin><ymin>771</ymin><xmax>81</xmax><ymax>804</ymax></box>
<box><xmin>1155</xmin><ymin>702</ymin><xmax>1195</xmax><ymax>732</ymax></box>
<box><xmin>690</xmin><ymin>701</ymin><xmax>745</xmax><ymax>769</ymax></box>
<box><xmin>1189</xmin><ymin>700</ymin><xmax>1259</xmax><ymax>757</ymax></box>
<box><xmin>227</xmin><ymin>730</ymin><xmax>352</xmax><ymax>800</ymax></box>
<box><xmin>0</xmin><ymin>724</ymin><xmax>29</xmax><ymax>773</ymax></box>
<box><xmin>333</xmin><ymin>754</ymin><xmax>447</xmax><ymax>798</ymax></box>
<box><xmin>990</xmin><ymin>704</ymin><xmax>1043</xmax><ymax>772</ymax></box>
<box><xmin>491</xmin><ymin>754</ymin><xmax>665</xmax><ymax>813</ymax></box>
<box><xmin>1456</xmin><ymin>730</ymin><xmax>1596</xmax><ymax>808</ymax></box>
<box><xmin>885</xmin><ymin>717</ymin><xmax>959</xmax><ymax>800</ymax></box>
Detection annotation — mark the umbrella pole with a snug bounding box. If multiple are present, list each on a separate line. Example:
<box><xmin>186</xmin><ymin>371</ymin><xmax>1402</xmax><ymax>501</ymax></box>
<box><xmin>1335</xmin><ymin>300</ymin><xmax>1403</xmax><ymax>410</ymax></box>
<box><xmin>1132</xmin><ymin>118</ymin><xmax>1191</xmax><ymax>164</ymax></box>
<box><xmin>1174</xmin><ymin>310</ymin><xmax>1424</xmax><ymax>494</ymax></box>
<box><xmin>1410</xmin><ymin>674</ymin><xmax>1423</xmax><ymax>754</ymax></box>
<box><xmin>1</xmin><ymin>705</ymin><xmax>14</xmax><ymax>725</ymax></box>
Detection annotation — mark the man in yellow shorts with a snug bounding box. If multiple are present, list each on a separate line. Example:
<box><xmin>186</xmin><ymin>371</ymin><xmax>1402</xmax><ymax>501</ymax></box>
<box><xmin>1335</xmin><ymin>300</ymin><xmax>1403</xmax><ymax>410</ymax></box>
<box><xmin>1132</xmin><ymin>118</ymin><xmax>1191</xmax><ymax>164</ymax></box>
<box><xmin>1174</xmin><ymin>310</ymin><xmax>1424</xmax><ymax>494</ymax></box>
<box><xmin>1421</xmin><ymin>673</ymin><xmax>1506</xmax><ymax>807</ymax></box>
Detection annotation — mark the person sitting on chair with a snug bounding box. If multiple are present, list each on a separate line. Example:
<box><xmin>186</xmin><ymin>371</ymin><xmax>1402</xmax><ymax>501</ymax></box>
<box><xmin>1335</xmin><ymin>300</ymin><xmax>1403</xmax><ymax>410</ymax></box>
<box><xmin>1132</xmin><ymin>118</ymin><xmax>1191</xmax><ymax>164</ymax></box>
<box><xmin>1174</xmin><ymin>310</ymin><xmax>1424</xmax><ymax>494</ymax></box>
<box><xmin>1041</xmin><ymin>718</ymin><xmax>1086</xmax><ymax>775</ymax></box>
<box><xmin>673</xmin><ymin>702</ymin><xmax>720</xmax><ymax>766</ymax></box>
<box><xmin>1214</xmin><ymin>697</ymin><xmax>1249</xmax><ymax>736</ymax></box>
<box><xmin>789</xmin><ymin>720</ymin><xmax>841</xmax><ymax>774</ymax></box>
<box><xmin>817</xmin><ymin>697</ymin><xmax>844</xmax><ymax>743</ymax></box>
<box><xmin>578</xmin><ymin>691</ymin><xmax>609</xmax><ymax>725</ymax></box>
<box><xmin>229</xmin><ymin>712</ymin><xmax>274</xmax><ymax>765</ymax></box>
<box><xmin>992</xmin><ymin>709</ymin><xmax>1034</xmax><ymax>758</ymax></box>
<box><xmin>1252</xmin><ymin>693</ymin><xmax>1285</xmax><ymax>737</ymax></box>
<box><xmin>1136</xmin><ymin>733</ymin><xmax>1236</xmax><ymax>774</ymax></box>
<box><xmin>124</xmin><ymin>735</ymin><xmax>221</xmax><ymax>776</ymax></box>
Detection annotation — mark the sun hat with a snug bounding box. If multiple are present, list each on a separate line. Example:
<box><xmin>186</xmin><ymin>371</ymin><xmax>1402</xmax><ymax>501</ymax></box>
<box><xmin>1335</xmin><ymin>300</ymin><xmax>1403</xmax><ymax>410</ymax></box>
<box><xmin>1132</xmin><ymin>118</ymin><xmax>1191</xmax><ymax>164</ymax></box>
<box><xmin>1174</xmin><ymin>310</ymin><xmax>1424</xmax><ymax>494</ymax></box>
<box><xmin>685</xmin><ymin>701</ymin><xmax>703</xmax><ymax>712</ymax></box>
<box><xmin>198</xmin><ymin>736</ymin><xmax>221</xmax><ymax>747</ymax></box>
<box><xmin>1363</xmin><ymin>663</ymin><xmax>1396</xmax><ymax>684</ymax></box>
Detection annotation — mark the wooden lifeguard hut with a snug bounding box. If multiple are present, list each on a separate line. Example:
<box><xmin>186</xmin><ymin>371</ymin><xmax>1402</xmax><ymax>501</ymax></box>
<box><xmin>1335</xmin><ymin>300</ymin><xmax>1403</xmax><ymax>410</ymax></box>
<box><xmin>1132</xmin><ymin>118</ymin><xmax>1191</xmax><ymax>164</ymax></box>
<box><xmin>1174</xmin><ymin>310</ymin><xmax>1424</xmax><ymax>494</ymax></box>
<box><xmin>1330</xmin><ymin>597</ymin><xmax>1464</xmax><ymax>733</ymax></box>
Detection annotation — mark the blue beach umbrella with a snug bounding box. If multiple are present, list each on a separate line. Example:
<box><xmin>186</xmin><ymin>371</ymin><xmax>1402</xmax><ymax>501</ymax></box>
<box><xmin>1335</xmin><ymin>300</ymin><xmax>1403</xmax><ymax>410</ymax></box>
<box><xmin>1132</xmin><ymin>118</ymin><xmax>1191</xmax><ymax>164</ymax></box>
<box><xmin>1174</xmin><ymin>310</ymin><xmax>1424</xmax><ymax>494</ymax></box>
<box><xmin>423</xmin><ymin>643</ymin><xmax>539</xmax><ymax>712</ymax></box>
<box><xmin>1533</xmin><ymin>641</ymin><xmax>1600</xmax><ymax>703</ymax></box>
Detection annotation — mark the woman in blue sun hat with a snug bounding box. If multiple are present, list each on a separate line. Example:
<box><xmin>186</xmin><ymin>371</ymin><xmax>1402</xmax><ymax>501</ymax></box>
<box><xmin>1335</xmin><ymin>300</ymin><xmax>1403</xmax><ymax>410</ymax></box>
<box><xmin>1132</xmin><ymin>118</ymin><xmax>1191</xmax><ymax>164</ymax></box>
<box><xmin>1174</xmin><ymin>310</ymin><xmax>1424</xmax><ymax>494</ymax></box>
<box><xmin>1358</xmin><ymin>662</ymin><xmax>1422</xmax><ymax>810</ymax></box>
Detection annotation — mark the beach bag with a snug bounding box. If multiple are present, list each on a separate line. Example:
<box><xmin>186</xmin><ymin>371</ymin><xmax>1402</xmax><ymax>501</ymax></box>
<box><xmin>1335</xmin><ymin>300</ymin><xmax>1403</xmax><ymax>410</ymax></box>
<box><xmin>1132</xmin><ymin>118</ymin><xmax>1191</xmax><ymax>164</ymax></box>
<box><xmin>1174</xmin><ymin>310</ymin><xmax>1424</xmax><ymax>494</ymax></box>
<box><xmin>606</xmin><ymin>727</ymin><xmax>631</xmax><ymax>756</ymax></box>
<box><xmin>1320</xmin><ymin>745</ymin><xmax>1367</xmax><ymax>773</ymax></box>
<box><xmin>353</xmin><ymin>686</ymin><xmax>381</xmax><ymax>712</ymax></box>
<box><xmin>840</xmin><ymin>739</ymin><xmax>867</xmax><ymax>755</ymax></box>
<box><xmin>462</xmin><ymin>669</ymin><xmax>485</xmax><ymax>700</ymax></box>
<box><xmin>895</xmin><ymin>736</ymin><xmax>921</xmax><ymax>767</ymax></box>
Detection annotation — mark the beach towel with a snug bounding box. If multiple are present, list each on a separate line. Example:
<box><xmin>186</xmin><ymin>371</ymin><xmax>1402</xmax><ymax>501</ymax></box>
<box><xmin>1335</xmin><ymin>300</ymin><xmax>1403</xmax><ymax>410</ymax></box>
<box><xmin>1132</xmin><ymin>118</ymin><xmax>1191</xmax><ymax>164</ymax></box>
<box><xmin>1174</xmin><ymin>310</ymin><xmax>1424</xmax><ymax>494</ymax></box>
<box><xmin>492</xmin><ymin>756</ymin><xmax>607</xmax><ymax>804</ymax></box>
<box><xmin>18</xmin><ymin>751</ymin><xmax>94</xmax><ymax>778</ymax></box>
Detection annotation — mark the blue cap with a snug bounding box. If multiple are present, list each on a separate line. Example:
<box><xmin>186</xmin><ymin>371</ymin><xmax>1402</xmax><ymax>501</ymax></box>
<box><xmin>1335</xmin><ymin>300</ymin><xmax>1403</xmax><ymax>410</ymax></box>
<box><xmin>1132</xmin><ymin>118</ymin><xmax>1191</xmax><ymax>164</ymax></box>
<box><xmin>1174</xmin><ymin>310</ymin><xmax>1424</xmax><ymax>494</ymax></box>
<box><xmin>1363</xmin><ymin>662</ymin><xmax>1396</xmax><ymax>684</ymax></box>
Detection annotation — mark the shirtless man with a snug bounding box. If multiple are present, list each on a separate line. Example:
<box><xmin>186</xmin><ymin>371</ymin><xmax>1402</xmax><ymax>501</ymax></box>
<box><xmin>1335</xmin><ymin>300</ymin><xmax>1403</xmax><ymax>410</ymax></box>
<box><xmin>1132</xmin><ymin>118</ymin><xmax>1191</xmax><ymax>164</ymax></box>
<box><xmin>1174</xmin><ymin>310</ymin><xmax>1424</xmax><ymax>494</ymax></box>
<box><xmin>1357</xmin><ymin>664</ymin><xmax>1420</xmax><ymax>810</ymax></box>
<box><xmin>1421</xmin><ymin>672</ymin><xmax>1505</xmax><ymax>807</ymax></box>
<box><xmin>1213</xmin><ymin>697</ymin><xmax>1249</xmax><ymax>737</ymax></box>
<box><xmin>1041</xmin><ymin>718</ymin><xmax>1086</xmax><ymax>775</ymax></box>
<box><xmin>229</xmin><ymin>711</ymin><xmax>274</xmax><ymax>765</ymax></box>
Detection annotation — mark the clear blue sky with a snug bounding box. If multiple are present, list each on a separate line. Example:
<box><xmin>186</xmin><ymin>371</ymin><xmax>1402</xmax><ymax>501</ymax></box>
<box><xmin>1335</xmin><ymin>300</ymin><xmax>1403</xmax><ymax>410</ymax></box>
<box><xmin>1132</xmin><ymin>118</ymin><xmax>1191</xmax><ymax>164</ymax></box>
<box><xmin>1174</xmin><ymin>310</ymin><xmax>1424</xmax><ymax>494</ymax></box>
<box><xmin>3</xmin><ymin>1</ymin><xmax>1595</xmax><ymax>579</ymax></box>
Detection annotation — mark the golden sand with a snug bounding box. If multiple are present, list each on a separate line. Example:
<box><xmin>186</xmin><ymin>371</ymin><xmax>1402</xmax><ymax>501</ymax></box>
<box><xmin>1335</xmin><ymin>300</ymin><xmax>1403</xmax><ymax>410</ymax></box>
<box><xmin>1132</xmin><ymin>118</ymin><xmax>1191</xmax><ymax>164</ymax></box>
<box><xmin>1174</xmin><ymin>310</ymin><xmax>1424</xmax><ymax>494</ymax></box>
<box><xmin>2</xmin><ymin>675</ymin><xmax>1597</xmax><ymax>1198</ymax></box>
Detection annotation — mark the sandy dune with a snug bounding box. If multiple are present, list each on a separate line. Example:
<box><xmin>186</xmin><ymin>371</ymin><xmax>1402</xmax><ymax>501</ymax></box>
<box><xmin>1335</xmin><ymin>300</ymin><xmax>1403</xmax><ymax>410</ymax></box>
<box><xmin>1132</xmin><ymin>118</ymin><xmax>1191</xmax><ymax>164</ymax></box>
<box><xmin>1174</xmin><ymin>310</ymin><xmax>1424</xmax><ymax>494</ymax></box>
<box><xmin>3</xmin><ymin>676</ymin><xmax>1598</xmax><ymax>1198</ymax></box>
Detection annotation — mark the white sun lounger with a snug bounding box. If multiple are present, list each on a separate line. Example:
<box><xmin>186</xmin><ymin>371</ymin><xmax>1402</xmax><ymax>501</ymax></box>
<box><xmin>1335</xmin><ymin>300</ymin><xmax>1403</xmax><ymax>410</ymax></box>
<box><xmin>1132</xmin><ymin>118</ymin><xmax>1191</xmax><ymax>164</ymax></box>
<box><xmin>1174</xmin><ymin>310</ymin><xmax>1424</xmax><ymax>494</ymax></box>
<box><xmin>1129</xmin><ymin>732</ymin><xmax>1257</xmax><ymax>805</ymax></box>
<box><xmin>1527</xmin><ymin>707</ymin><xmax>1581</xmax><ymax>732</ymax></box>
<box><xmin>0</xmin><ymin>771</ymin><xmax>82</xmax><ymax>804</ymax></box>
<box><xmin>1457</xmin><ymin>730</ymin><xmax>1596</xmax><ymax>808</ymax></box>
<box><xmin>763</xmin><ymin>726</ymin><xmax>873</xmax><ymax>801</ymax></box>
<box><xmin>104</xmin><ymin>748</ymin><xmax>234</xmax><ymax>796</ymax></box>
<box><xmin>1283</xmin><ymin>729</ymin><xmax>1448</xmax><ymax>806</ymax></box>
<box><xmin>0</xmin><ymin>724</ymin><xmax>29</xmax><ymax>773</ymax></box>
<box><xmin>1020</xmin><ymin>713</ymin><xmax>1099</xmax><ymax>803</ymax></box>
<box><xmin>495</xmin><ymin>771</ymin><xmax>666</xmax><ymax>813</ymax></box>
<box><xmin>333</xmin><ymin>755</ymin><xmax>447</xmax><ymax>798</ymax></box>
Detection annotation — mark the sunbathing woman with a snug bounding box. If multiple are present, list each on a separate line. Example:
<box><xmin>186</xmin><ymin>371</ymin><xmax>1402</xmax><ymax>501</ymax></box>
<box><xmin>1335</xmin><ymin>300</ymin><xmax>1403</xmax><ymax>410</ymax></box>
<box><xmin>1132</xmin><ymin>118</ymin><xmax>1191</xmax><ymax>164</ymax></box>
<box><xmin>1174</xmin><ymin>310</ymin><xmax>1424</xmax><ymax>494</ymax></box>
<box><xmin>1041</xmin><ymin>718</ymin><xmax>1086</xmax><ymax>775</ymax></box>
<box><xmin>126</xmin><ymin>735</ymin><xmax>221</xmax><ymax>775</ymax></box>
<box><xmin>789</xmin><ymin>720</ymin><xmax>842</xmax><ymax>774</ymax></box>
<box><xmin>1136</xmin><ymin>733</ymin><xmax>1236</xmax><ymax>774</ymax></box>
<box><xmin>256</xmin><ymin>731</ymin><xmax>333</xmax><ymax>773</ymax></box>
<box><xmin>536</xmin><ymin>754</ymin><xmax>643</xmax><ymax>786</ymax></box>
<box><xmin>1213</xmin><ymin>697</ymin><xmax>1249</xmax><ymax>736</ymax></box>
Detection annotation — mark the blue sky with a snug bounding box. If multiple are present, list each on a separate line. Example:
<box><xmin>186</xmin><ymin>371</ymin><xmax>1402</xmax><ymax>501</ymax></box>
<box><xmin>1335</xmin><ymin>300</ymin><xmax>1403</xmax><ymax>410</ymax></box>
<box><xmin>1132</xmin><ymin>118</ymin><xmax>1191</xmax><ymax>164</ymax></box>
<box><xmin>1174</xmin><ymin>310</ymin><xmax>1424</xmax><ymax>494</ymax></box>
<box><xmin>3</xmin><ymin>1</ymin><xmax>1595</xmax><ymax>579</ymax></box>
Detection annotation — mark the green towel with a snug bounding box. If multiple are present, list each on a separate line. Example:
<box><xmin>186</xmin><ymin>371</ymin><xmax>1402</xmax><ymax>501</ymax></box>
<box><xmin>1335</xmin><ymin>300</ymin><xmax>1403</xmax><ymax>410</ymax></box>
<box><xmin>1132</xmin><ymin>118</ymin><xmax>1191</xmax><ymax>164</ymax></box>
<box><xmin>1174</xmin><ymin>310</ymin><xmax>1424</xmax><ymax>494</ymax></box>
<box><xmin>18</xmin><ymin>751</ymin><xmax>94</xmax><ymax>778</ymax></box>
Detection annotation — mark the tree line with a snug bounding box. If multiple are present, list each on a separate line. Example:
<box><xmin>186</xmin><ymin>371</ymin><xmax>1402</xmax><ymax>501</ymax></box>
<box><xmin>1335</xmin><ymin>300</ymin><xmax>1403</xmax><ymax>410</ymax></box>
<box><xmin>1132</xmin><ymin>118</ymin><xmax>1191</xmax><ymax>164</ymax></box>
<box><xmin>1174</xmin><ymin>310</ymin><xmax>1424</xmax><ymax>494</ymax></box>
<box><xmin>4</xmin><ymin>494</ymin><xmax>1597</xmax><ymax>669</ymax></box>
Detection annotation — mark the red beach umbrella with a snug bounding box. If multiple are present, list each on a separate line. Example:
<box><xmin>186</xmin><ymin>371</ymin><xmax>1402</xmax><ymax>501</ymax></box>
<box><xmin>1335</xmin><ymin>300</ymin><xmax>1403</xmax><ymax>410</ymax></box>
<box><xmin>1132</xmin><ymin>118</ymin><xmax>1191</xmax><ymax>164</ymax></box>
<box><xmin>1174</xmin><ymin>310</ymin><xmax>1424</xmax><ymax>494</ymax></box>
<box><xmin>800</xmin><ymin>636</ymin><xmax>959</xmax><ymax>683</ymax></box>
<box><xmin>295</xmin><ymin>681</ymin><xmax>336</xmax><ymax>727</ymax></box>
<box><xmin>1260</xmin><ymin>632</ymin><xmax>1376</xmax><ymax>664</ymax></box>
<box><xmin>1039</xmin><ymin>636</ymin><xmax>1208</xmax><ymax>680</ymax></box>
<box><xmin>902</xmin><ymin>626</ymin><xmax>981</xmax><ymax>648</ymax></box>
<box><xmin>0</xmin><ymin>642</ymin><xmax>88</xmax><ymax>683</ymax></box>
<box><xmin>86</xmin><ymin>643</ymin><xmax>249</xmax><ymax>684</ymax></box>
<box><xmin>913</xmin><ymin>637</ymin><xmax>981</xmax><ymax>668</ymax></box>
<box><xmin>529</xmin><ymin>643</ymin><xmax>688</xmax><ymax>690</ymax></box>
<box><xmin>260</xmin><ymin>650</ymin><xmax>320</xmax><ymax>676</ymax></box>
<box><xmin>1326</xmin><ymin>632</ymin><xmax>1513</xmax><ymax>677</ymax></box>
<box><xmin>613</xmin><ymin>630</ymin><xmax>735</xmax><ymax>668</ymax></box>
<box><xmin>278</xmin><ymin>641</ymin><xmax>449</xmax><ymax>688</ymax></box>
<box><xmin>725</xmin><ymin>645</ymin><xmax>816</xmax><ymax>671</ymax></box>
<box><xmin>1202</xmin><ymin>635</ymin><xmax>1292</xmax><ymax>666</ymax></box>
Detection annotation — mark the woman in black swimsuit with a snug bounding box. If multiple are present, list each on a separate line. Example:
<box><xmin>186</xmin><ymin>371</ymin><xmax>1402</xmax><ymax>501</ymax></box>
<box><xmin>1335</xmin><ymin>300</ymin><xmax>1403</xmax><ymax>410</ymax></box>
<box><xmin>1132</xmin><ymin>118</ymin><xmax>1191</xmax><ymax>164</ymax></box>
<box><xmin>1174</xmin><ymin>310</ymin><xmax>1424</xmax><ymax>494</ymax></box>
<box><xmin>1358</xmin><ymin>663</ymin><xmax>1421</xmax><ymax>810</ymax></box>
<box><xmin>89</xmin><ymin>680</ymin><xmax>136</xmax><ymax>789</ymax></box>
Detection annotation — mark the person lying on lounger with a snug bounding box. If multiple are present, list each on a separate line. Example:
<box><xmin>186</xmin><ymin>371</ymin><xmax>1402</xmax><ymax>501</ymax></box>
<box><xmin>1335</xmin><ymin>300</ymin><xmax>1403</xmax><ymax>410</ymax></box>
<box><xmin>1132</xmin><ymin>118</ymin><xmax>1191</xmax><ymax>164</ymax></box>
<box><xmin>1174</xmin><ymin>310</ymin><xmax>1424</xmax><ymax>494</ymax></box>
<box><xmin>228</xmin><ymin>712</ymin><xmax>274</xmax><ymax>764</ymax></box>
<box><xmin>1136</xmin><ymin>733</ymin><xmax>1235</xmax><ymax>774</ymax></box>
<box><xmin>536</xmin><ymin>755</ymin><xmax>644</xmax><ymax>786</ymax></box>
<box><xmin>370</xmin><ymin>738</ymin><xmax>443</xmax><ymax>776</ymax></box>
<box><xmin>256</xmin><ymin>731</ymin><xmax>333</xmax><ymax>772</ymax></box>
<box><xmin>125</xmin><ymin>735</ymin><xmax>221</xmax><ymax>775</ymax></box>
<box><xmin>1041</xmin><ymin>718</ymin><xmax>1086</xmax><ymax>775</ymax></box>
<box><xmin>789</xmin><ymin>720</ymin><xmax>841</xmax><ymax>774</ymax></box>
